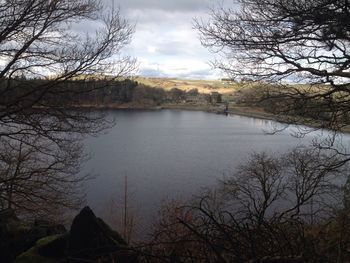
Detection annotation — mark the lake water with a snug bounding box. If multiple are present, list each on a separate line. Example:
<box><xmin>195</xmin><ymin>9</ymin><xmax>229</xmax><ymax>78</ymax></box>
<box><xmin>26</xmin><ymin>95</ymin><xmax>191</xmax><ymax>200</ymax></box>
<box><xmin>81</xmin><ymin>109</ymin><xmax>349</xmax><ymax>238</ymax></box>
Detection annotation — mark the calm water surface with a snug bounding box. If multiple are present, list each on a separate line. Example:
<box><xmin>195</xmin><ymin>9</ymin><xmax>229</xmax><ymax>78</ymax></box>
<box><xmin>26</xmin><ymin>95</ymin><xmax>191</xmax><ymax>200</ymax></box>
<box><xmin>81</xmin><ymin>110</ymin><xmax>348</xmax><ymax>237</ymax></box>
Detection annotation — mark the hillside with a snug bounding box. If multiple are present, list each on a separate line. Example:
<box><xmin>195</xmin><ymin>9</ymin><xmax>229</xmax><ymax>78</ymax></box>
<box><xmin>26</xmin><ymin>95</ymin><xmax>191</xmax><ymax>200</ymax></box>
<box><xmin>133</xmin><ymin>77</ymin><xmax>240</xmax><ymax>95</ymax></box>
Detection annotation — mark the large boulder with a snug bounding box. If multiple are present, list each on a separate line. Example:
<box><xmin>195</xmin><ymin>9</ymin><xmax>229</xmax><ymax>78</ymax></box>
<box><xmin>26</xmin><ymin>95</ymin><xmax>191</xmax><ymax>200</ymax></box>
<box><xmin>67</xmin><ymin>206</ymin><xmax>137</xmax><ymax>263</ymax></box>
<box><xmin>15</xmin><ymin>235</ymin><xmax>66</xmax><ymax>263</ymax></box>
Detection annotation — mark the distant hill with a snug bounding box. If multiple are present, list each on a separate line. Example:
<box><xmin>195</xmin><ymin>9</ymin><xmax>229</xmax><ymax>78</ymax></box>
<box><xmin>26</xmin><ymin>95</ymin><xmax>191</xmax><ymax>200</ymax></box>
<box><xmin>133</xmin><ymin>77</ymin><xmax>240</xmax><ymax>94</ymax></box>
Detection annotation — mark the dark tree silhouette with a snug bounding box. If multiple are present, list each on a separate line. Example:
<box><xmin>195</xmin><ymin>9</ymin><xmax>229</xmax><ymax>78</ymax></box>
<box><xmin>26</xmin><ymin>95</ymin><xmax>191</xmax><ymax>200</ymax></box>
<box><xmin>144</xmin><ymin>147</ymin><xmax>348</xmax><ymax>263</ymax></box>
<box><xmin>196</xmin><ymin>0</ymin><xmax>350</xmax><ymax>131</ymax></box>
<box><xmin>0</xmin><ymin>135</ymin><xmax>89</xmax><ymax>219</ymax></box>
<box><xmin>0</xmin><ymin>0</ymin><xmax>135</xmax><ymax>217</ymax></box>
<box><xmin>0</xmin><ymin>0</ymin><xmax>135</xmax><ymax>141</ymax></box>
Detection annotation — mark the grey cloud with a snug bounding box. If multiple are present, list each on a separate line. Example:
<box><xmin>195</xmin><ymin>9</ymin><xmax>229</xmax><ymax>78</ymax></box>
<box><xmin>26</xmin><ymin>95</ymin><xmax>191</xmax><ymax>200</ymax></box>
<box><xmin>123</xmin><ymin>7</ymin><xmax>204</xmax><ymax>28</ymax></box>
<box><xmin>176</xmin><ymin>69</ymin><xmax>217</xmax><ymax>79</ymax></box>
<box><xmin>106</xmin><ymin>0</ymin><xmax>214</xmax><ymax>12</ymax></box>
<box><xmin>155</xmin><ymin>41</ymin><xmax>193</xmax><ymax>56</ymax></box>
<box><xmin>139</xmin><ymin>67</ymin><xmax>166</xmax><ymax>78</ymax></box>
<box><xmin>98</xmin><ymin>0</ymin><xmax>230</xmax><ymax>79</ymax></box>
<box><xmin>172</xmin><ymin>68</ymin><xmax>188</xmax><ymax>71</ymax></box>
<box><xmin>139</xmin><ymin>66</ymin><xmax>217</xmax><ymax>80</ymax></box>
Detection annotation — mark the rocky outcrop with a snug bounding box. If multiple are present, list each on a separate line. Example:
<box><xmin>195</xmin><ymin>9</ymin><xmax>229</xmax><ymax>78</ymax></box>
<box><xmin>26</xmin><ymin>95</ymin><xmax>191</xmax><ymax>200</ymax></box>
<box><xmin>0</xmin><ymin>209</ymin><xmax>25</xmax><ymax>263</ymax></box>
<box><xmin>0</xmin><ymin>209</ymin><xmax>66</xmax><ymax>263</ymax></box>
<box><xmin>67</xmin><ymin>206</ymin><xmax>137</xmax><ymax>263</ymax></box>
<box><xmin>14</xmin><ymin>206</ymin><xmax>139</xmax><ymax>263</ymax></box>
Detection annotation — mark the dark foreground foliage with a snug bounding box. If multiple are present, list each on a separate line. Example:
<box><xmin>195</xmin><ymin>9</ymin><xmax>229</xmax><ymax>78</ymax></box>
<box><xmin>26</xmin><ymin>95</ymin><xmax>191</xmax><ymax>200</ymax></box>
<box><xmin>139</xmin><ymin>147</ymin><xmax>350</xmax><ymax>263</ymax></box>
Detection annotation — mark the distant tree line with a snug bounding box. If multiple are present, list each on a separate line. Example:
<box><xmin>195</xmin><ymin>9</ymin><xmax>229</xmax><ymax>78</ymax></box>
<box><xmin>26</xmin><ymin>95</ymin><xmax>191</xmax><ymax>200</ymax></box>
<box><xmin>0</xmin><ymin>78</ymin><xmax>223</xmax><ymax>108</ymax></box>
<box><xmin>234</xmin><ymin>83</ymin><xmax>350</xmax><ymax>128</ymax></box>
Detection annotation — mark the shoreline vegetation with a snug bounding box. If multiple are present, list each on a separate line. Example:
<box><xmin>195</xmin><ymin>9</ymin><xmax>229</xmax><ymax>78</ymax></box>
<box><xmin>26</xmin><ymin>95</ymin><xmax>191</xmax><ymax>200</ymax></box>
<box><xmin>80</xmin><ymin>103</ymin><xmax>350</xmax><ymax>133</ymax></box>
<box><xmin>74</xmin><ymin>102</ymin><xmax>276</xmax><ymax>121</ymax></box>
<box><xmin>63</xmin><ymin>76</ymin><xmax>283</xmax><ymax>120</ymax></box>
<box><xmin>63</xmin><ymin>77</ymin><xmax>350</xmax><ymax>133</ymax></box>
<box><xmin>3</xmin><ymin>76</ymin><xmax>350</xmax><ymax>133</ymax></box>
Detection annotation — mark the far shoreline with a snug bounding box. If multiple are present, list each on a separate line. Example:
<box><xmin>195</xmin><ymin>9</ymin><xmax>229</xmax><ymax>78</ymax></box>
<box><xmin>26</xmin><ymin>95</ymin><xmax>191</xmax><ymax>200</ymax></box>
<box><xmin>69</xmin><ymin>102</ymin><xmax>350</xmax><ymax>134</ymax></box>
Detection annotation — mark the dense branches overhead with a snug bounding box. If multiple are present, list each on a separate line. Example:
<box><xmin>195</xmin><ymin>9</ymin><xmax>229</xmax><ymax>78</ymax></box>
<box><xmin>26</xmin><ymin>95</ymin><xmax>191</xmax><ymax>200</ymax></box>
<box><xmin>197</xmin><ymin>0</ymin><xmax>350</xmax><ymax>84</ymax></box>
<box><xmin>0</xmin><ymin>0</ymin><xmax>135</xmax><ymax>141</ymax></box>
<box><xmin>197</xmin><ymin>0</ymin><xmax>350</xmax><ymax>131</ymax></box>
<box><xmin>0</xmin><ymin>0</ymin><xmax>134</xmax><ymax>80</ymax></box>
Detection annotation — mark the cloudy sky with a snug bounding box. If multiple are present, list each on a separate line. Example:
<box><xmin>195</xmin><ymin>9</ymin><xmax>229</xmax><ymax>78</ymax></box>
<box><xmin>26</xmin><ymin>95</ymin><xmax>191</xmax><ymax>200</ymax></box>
<box><xmin>106</xmin><ymin>0</ymin><xmax>232</xmax><ymax>80</ymax></box>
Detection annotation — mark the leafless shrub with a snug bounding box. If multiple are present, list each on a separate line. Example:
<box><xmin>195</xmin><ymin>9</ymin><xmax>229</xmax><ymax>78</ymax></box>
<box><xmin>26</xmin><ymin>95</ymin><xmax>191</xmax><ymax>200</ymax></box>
<box><xmin>142</xmin><ymin>147</ymin><xmax>349</xmax><ymax>263</ymax></box>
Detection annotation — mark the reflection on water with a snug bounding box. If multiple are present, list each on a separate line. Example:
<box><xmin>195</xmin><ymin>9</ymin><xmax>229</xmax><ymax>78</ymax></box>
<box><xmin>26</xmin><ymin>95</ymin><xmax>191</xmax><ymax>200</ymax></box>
<box><xmin>80</xmin><ymin>109</ymin><xmax>349</xmax><ymax>239</ymax></box>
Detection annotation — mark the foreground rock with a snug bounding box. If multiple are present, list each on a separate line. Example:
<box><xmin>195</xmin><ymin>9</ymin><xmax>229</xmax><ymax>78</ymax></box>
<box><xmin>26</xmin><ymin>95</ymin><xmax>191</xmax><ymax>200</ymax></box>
<box><xmin>0</xmin><ymin>209</ymin><xmax>66</xmax><ymax>263</ymax></box>
<box><xmin>15</xmin><ymin>207</ymin><xmax>138</xmax><ymax>263</ymax></box>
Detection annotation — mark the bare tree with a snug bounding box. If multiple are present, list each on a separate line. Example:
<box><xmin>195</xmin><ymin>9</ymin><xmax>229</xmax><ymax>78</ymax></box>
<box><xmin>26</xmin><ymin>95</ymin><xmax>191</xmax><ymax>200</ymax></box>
<box><xmin>143</xmin><ymin>147</ymin><xmax>348</xmax><ymax>263</ymax></box>
<box><xmin>0</xmin><ymin>134</ymin><xmax>89</xmax><ymax>220</ymax></box>
<box><xmin>193</xmin><ymin>3</ymin><xmax>350</xmax><ymax>260</ymax></box>
<box><xmin>196</xmin><ymin>0</ymin><xmax>350</xmax><ymax>131</ymax></box>
<box><xmin>0</xmin><ymin>0</ymin><xmax>135</xmax><ymax>217</ymax></box>
<box><xmin>0</xmin><ymin>0</ymin><xmax>135</xmax><ymax>141</ymax></box>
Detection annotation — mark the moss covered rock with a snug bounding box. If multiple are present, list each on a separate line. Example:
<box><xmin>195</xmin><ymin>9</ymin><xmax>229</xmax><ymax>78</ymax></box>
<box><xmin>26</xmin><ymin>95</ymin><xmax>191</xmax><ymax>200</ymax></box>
<box><xmin>15</xmin><ymin>235</ymin><xmax>66</xmax><ymax>263</ymax></box>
